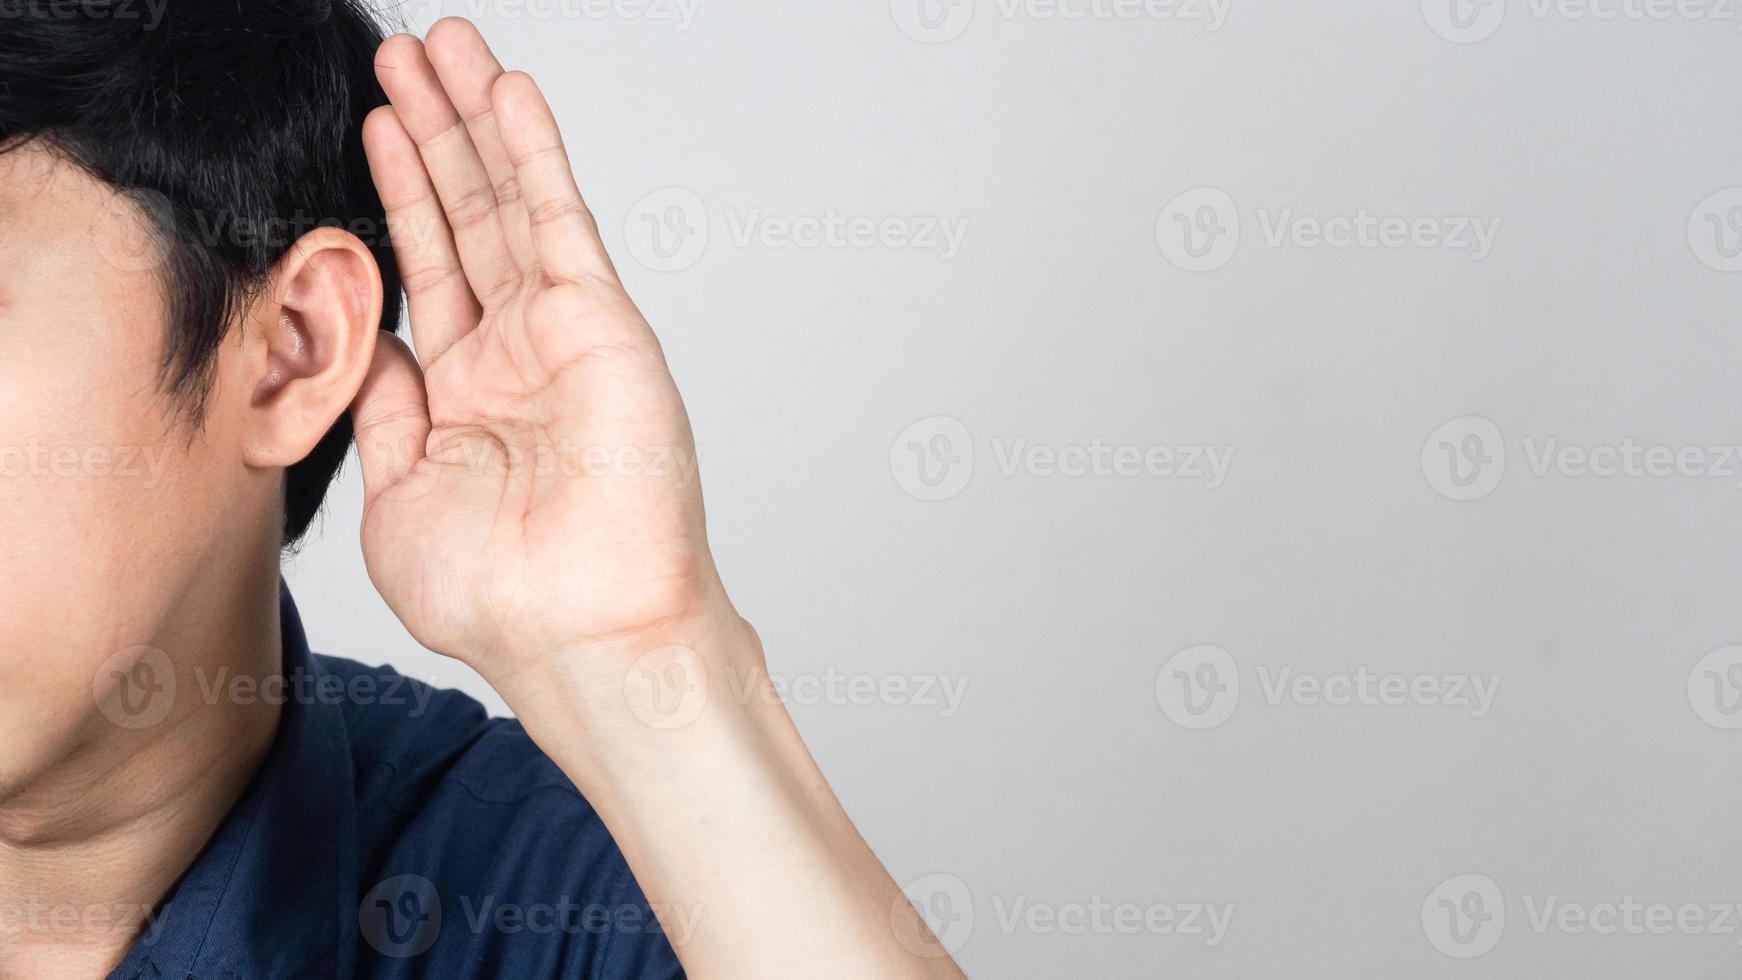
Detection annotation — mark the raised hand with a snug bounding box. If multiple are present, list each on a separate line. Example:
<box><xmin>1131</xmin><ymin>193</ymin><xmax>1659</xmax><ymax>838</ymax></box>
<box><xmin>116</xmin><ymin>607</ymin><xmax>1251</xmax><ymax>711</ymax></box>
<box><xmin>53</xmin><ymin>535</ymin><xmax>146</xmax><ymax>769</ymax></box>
<box><xmin>353</xmin><ymin>19</ymin><xmax>723</xmax><ymax>678</ymax></box>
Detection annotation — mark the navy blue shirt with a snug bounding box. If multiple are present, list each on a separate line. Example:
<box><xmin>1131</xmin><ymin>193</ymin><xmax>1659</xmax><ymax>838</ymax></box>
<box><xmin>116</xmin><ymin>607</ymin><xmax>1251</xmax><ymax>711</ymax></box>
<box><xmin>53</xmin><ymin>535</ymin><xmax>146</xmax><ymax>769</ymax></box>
<box><xmin>108</xmin><ymin>586</ymin><xmax>685</xmax><ymax>979</ymax></box>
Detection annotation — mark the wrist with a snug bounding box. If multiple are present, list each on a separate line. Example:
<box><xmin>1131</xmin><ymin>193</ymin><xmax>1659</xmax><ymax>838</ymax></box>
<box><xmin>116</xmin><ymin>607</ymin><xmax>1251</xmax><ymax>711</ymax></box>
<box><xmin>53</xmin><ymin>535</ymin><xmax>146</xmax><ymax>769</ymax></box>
<box><xmin>482</xmin><ymin>603</ymin><xmax>796</xmax><ymax>788</ymax></box>
<box><xmin>481</xmin><ymin>590</ymin><xmax>755</xmax><ymax>694</ymax></box>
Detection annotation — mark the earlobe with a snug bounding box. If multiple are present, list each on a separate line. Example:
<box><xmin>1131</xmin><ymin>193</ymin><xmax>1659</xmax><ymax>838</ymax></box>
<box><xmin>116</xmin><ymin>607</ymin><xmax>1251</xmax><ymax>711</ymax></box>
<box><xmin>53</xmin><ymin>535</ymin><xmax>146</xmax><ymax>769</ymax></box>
<box><xmin>240</xmin><ymin>228</ymin><xmax>384</xmax><ymax>469</ymax></box>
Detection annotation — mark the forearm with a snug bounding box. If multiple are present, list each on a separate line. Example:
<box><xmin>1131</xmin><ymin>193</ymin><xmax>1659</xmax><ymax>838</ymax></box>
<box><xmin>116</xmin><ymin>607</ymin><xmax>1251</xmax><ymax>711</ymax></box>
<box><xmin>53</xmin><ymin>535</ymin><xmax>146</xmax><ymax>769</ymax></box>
<box><xmin>490</xmin><ymin>611</ymin><xmax>966</xmax><ymax>980</ymax></box>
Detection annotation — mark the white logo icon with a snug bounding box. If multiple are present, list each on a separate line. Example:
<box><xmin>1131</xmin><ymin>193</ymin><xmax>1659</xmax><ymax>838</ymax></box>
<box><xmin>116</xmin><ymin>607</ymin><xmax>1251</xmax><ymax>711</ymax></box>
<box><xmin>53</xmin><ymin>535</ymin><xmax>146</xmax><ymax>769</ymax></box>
<box><xmin>890</xmin><ymin>416</ymin><xmax>974</xmax><ymax>501</ymax></box>
<box><xmin>1421</xmin><ymin>0</ymin><xmax>1505</xmax><ymax>43</ymax></box>
<box><xmin>95</xmin><ymin>188</ymin><xmax>174</xmax><ymax>277</ymax></box>
<box><xmin>1688</xmin><ymin>646</ymin><xmax>1742</xmax><ymax>730</ymax></box>
<box><xmin>359</xmin><ymin>874</ymin><xmax>443</xmax><ymax>958</ymax></box>
<box><xmin>1422</xmin><ymin>416</ymin><xmax>1504</xmax><ymax>501</ymax></box>
<box><xmin>891</xmin><ymin>0</ymin><xmax>975</xmax><ymax>43</ymax></box>
<box><xmin>1421</xmin><ymin>873</ymin><xmax>1504</xmax><ymax>958</ymax></box>
<box><xmin>1688</xmin><ymin>188</ymin><xmax>1742</xmax><ymax>273</ymax></box>
<box><xmin>1156</xmin><ymin>188</ymin><xmax>1239</xmax><ymax>272</ymax></box>
<box><xmin>625</xmin><ymin>187</ymin><xmax>709</xmax><ymax>272</ymax></box>
<box><xmin>625</xmin><ymin>646</ymin><xmax>710</xmax><ymax>730</ymax></box>
<box><xmin>895</xmin><ymin>873</ymin><xmax>975</xmax><ymax>956</ymax></box>
<box><xmin>400</xmin><ymin>0</ymin><xmax>447</xmax><ymax>24</ymax></box>
<box><xmin>1155</xmin><ymin>645</ymin><xmax>1239</xmax><ymax>729</ymax></box>
<box><xmin>94</xmin><ymin>645</ymin><xmax>177</xmax><ymax>730</ymax></box>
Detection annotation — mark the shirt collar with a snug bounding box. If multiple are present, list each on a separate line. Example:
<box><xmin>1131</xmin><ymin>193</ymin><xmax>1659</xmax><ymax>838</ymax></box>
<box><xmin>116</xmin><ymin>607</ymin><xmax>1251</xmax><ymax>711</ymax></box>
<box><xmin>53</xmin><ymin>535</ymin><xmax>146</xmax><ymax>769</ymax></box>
<box><xmin>110</xmin><ymin>581</ymin><xmax>359</xmax><ymax>980</ymax></box>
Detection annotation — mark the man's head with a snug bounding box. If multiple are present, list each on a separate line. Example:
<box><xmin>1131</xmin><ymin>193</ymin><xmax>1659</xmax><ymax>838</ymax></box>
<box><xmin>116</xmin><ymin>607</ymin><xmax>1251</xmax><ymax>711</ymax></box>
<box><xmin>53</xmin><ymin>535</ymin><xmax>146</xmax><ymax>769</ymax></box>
<box><xmin>0</xmin><ymin>2</ymin><xmax>400</xmax><ymax>794</ymax></box>
<box><xmin>1</xmin><ymin>0</ymin><xmax>404</xmax><ymax>543</ymax></box>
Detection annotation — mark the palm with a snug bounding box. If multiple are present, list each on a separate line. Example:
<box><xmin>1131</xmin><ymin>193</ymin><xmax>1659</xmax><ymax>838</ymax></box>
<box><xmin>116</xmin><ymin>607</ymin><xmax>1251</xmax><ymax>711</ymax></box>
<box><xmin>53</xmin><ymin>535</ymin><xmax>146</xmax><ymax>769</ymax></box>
<box><xmin>351</xmin><ymin>24</ymin><xmax>715</xmax><ymax>671</ymax></box>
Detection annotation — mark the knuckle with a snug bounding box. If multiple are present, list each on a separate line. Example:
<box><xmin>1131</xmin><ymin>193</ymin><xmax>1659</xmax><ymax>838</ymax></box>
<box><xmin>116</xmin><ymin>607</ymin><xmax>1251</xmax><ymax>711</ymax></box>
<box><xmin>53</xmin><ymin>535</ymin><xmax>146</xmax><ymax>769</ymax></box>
<box><xmin>383</xmin><ymin>186</ymin><xmax>440</xmax><ymax>215</ymax></box>
<box><xmin>400</xmin><ymin>262</ymin><xmax>465</xmax><ymax>293</ymax></box>
<box><xmin>493</xmin><ymin>175</ymin><xmax>525</xmax><ymax>207</ymax></box>
<box><xmin>354</xmin><ymin>402</ymin><xmax>422</xmax><ymax>436</ymax></box>
<box><xmin>444</xmin><ymin>185</ymin><xmax>501</xmax><ymax>231</ymax></box>
<box><xmin>527</xmin><ymin>196</ymin><xmax>589</xmax><ymax>228</ymax></box>
<box><xmin>460</xmin><ymin>103</ymin><xmax>498</xmax><ymax>127</ymax></box>
<box><xmin>515</xmin><ymin>143</ymin><xmax>567</xmax><ymax>168</ymax></box>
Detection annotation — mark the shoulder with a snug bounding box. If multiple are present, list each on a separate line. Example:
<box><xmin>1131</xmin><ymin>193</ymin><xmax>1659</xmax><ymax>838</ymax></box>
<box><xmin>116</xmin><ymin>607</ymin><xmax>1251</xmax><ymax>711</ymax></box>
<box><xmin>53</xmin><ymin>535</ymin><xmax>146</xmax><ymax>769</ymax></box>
<box><xmin>313</xmin><ymin>654</ymin><xmax>685</xmax><ymax>979</ymax></box>
<box><xmin>316</xmin><ymin>653</ymin><xmax>576</xmax><ymax>809</ymax></box>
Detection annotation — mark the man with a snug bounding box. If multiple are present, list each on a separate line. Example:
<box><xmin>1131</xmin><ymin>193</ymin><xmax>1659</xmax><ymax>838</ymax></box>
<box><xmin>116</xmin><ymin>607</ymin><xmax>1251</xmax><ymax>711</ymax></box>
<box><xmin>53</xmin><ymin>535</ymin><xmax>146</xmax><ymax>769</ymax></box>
<box><xmin>0</xmin><ymin>5</ymin><xmax>965</xmax><ymax>978</ymax></box>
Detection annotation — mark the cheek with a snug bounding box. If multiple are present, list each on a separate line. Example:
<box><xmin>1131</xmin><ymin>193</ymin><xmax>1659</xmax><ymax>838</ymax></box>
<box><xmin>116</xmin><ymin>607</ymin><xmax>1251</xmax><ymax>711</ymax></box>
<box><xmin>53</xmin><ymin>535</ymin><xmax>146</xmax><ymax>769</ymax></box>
<box><xmin>0</xmin><ymin>304</ymin><xmax>230</xmax><ymax>717</ymax></box>
<box><xmin>0</xmin><ymin>157</ymin><xmax>261</xmax><ymax>778</ymax></box>
<box><xmin>0</xmin><ymin>383</ymin><xmax>236</xmax><ymax>782</ymax></box>
<box><xmin>0</xmin><ymin>372</ymin><xmax>198</xmax><ymax>631</ymax></box>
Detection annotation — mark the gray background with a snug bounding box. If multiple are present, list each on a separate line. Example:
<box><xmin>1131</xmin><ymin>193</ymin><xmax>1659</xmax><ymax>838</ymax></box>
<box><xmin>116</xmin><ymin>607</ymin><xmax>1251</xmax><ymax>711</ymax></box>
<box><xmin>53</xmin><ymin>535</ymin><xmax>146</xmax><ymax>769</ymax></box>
<box><xmin>283</xmin><ymin>1</ymin><xmax>1742</xmax><ymax>976</ymax></box>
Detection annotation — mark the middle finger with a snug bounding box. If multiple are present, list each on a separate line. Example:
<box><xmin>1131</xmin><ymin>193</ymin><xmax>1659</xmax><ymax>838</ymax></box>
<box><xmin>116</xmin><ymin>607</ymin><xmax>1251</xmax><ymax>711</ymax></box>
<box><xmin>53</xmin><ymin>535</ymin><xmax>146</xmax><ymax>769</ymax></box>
<box><xmin>375</xmin><ymin>34</ymin><xmax>522</xmax><ymax>307</ymax></box>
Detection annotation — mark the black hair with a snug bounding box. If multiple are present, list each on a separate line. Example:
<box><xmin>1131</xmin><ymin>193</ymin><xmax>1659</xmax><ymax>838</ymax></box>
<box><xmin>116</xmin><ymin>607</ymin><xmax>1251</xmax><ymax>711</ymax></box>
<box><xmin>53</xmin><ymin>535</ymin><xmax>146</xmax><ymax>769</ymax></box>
<box><xmin>0</xmin><ymin>0</ymin><xmax>404</xmax><ymax>545</ymax></box>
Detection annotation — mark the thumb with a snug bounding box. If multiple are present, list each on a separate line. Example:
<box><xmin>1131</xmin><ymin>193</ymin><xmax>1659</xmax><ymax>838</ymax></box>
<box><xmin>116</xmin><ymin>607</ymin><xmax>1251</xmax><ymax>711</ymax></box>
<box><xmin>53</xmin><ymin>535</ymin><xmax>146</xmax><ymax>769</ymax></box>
<box><xmin>350</xmin><ymin>331</ymin><xmax>432</xmax><ymax>507</ymax></box>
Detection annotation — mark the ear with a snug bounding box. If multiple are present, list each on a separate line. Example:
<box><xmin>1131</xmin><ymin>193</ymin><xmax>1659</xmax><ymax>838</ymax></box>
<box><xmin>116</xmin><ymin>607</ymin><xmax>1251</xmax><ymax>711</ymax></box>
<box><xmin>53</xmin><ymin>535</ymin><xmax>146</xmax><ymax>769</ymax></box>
<box><xmin>240</xmin><ymin>227</ymin><xmax>384</xmax><ymax>469</ymax></box>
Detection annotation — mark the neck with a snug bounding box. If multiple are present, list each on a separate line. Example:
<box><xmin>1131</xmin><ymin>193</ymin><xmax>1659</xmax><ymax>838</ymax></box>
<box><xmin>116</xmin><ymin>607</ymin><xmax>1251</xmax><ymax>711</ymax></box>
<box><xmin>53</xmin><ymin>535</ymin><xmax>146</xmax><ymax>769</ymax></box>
<box><xmin>0</xmin><ymin>554</ymin><xmax>285</xmax><ymax>980</ymax></box>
